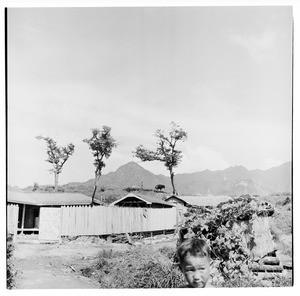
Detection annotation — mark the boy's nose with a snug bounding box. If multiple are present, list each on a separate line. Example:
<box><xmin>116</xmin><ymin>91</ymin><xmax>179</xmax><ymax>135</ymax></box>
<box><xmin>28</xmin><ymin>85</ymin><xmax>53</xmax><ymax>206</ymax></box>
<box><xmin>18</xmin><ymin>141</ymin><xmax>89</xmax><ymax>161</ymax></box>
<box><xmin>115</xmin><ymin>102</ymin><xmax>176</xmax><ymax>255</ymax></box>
<box><xmin>194</xmin><ymin>270</ymin><xmax>201</xmax><ymax>280</ymax></box>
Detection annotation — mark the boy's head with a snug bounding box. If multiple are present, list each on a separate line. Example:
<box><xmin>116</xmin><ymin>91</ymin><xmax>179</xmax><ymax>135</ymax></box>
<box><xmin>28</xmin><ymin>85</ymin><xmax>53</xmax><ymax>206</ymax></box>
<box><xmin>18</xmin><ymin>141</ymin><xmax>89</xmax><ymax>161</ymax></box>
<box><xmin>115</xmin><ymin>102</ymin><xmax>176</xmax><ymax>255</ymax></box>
<box><xmin>177</xmin><ymin>237</ymin><xmax>210</xmax><ymax>288</ymax></box>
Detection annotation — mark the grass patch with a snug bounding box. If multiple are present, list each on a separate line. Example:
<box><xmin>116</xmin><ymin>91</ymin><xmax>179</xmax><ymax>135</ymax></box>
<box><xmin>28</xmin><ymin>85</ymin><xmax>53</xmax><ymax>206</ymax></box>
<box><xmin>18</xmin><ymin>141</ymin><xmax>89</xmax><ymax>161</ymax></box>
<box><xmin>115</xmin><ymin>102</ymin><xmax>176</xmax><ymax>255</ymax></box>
<box><xmin>271</xmin><ymin>273</ymin><xmax>293</xmax><ymax>287</ymax></box>
<box><xmin>81</xmin><ymin>246</ymin><xmax>186</xmax><ymax>288</ymax></box>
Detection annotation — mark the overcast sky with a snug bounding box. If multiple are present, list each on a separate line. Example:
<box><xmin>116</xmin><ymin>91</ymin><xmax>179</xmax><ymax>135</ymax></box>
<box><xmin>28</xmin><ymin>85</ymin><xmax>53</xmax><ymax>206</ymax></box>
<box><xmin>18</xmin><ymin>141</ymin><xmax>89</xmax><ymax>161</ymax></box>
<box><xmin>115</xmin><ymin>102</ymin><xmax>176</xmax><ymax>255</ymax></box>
<box><xmin>8</xmin><ymin>6</ymin><xmax>292</xmax><ymax>188</ymax></box>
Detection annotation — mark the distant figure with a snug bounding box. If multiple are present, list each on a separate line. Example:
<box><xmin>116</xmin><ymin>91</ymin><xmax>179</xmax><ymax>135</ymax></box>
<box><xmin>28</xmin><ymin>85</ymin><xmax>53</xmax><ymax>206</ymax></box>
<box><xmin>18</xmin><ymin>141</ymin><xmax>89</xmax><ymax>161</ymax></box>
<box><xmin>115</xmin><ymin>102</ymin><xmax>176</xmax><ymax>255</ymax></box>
<box><xmin>176</xmin><ymin>237</ymin><xmax>212</xmax><ymax>288</ymax></box>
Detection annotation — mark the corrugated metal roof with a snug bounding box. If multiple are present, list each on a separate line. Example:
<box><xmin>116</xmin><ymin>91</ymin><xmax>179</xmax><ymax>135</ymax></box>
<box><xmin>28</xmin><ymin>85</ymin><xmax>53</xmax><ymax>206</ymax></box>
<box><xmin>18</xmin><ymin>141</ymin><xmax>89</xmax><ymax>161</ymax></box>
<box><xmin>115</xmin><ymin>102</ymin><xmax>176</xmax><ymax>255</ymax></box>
<box><xmin>110</xmin><ymin>193</ymin><xmax>175</xmax><ymax>207</ymax></box>
<box><xmin>7</xmin><ymin>191</ymin><xmax>97</xmax><ymax>206</ymax></box>
<box><xmin>167</xmin><ymin>195</ymin><xmax>231</xmax><ymax>207</ymax></box>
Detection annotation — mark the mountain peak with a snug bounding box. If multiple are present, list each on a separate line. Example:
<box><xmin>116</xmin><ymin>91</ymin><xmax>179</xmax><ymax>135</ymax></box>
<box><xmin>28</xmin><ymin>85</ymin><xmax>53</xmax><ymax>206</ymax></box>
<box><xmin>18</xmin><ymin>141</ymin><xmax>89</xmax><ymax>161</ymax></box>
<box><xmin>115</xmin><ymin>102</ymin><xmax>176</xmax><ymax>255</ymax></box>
<box><xmin>116</xmin><ymin>161</ymin><xmax>144</xmax><ymax>171</ymax></box>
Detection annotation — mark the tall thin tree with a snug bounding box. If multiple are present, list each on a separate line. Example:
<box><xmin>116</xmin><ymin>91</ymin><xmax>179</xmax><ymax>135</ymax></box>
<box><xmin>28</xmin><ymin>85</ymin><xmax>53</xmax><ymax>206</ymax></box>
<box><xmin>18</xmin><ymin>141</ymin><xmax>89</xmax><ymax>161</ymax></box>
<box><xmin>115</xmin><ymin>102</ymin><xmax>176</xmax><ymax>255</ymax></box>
<box><xmin>83</xmin><ymin>126</ymin><xmax>117</xmax><ymax>204</ymax></box>
<box><xmin>36</xmin><ymin>136</ymin><xmax>75</xmax><ymax>192</ymax></box>
<box><xmin>133</xmin><ymin>122</ymin><xmax>187</xmax><ymax>195</ymax></box>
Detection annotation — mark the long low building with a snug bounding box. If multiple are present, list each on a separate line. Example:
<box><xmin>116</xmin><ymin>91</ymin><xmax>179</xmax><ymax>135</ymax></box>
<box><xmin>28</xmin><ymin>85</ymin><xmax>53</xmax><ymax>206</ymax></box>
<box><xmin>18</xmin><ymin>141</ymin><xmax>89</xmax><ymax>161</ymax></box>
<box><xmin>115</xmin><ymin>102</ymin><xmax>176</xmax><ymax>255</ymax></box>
<box><xmin>7</xmin><ymin>190</ymin><xmax>99</xmax><ymax>235</ymax></box>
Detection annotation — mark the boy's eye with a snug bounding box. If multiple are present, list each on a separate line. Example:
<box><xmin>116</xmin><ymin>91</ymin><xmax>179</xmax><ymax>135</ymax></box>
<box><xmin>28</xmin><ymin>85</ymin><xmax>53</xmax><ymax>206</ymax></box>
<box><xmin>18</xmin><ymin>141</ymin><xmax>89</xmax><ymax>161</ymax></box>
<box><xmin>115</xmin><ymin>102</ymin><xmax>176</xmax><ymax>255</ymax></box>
<box><xmin>185</xmin><ymin>267</ymin><xmax>205</xmax><ymax>272</ymax></box>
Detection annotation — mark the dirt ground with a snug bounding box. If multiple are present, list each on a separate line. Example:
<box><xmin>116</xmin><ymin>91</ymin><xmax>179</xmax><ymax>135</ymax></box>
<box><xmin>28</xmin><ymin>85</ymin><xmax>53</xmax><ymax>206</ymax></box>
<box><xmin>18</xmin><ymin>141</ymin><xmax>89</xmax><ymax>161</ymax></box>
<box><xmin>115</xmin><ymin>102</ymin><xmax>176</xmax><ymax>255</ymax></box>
<box><xmin>12</xmin><ymin>237</ymin><xmax>177</xmax><ymax>289</ymax></box>
<box><xmin>13</xmin><ymin>240</ymin><xmax>131</xmax><ymax>289</ymax></box>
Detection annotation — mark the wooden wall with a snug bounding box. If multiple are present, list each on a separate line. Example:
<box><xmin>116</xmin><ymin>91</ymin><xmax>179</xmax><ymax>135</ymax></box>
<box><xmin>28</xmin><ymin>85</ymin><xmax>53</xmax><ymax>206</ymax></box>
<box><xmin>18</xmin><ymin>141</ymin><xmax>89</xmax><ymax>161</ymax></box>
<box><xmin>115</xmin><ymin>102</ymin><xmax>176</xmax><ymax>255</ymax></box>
<box><xmin>60</xmin><ymin>206</ymin><xmax>177</xmax><ymax>236</ymax></box>
<box><xmin>7</xmin><ymin>204</ymin><xmax>177</xmax><ymax>238</ymax></box>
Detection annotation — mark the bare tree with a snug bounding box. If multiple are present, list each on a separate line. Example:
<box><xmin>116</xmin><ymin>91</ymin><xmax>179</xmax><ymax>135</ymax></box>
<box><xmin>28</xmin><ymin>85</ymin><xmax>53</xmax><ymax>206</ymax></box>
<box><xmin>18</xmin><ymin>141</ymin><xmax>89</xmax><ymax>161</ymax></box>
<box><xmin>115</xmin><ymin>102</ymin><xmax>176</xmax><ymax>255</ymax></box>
<box><xmin>133</xmin><ymin>122</ymin><xmax>187</xmax><ymax>195</ymax></box>
<box><xmin>83</xmin><ymin>126</ymin><xmax>117</xmax><ymax>204</ymax></box>
<box><xmin>36</xmin><ymin>136</ymin><xmax>75</xmax><ymax>192</ymax></box>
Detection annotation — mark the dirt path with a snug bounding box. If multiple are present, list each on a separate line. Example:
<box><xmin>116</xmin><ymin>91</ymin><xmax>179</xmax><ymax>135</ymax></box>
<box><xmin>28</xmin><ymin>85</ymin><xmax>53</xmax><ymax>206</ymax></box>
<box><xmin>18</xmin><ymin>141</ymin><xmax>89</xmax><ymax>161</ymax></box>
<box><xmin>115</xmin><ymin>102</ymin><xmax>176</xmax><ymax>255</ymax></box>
<box><xmin>13</xmin><ymin>241</ymin><xmax>128</xmax><ymax>289</ymax></box>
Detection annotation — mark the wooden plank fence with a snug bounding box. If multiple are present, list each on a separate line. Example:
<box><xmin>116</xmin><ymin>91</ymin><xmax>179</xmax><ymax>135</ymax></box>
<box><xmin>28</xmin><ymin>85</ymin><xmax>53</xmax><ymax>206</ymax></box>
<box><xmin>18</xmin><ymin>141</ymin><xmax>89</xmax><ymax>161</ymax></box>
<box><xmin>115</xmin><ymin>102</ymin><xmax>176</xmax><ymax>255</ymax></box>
<box><xmin>7</xmin><ymin>204</ymin><xmax>19</xmax><ymax>235</ymax></box>
<box><xmin>61</xmin><ymin>206</ymin><xmax>177</xmax><ymax>236</ymax></box>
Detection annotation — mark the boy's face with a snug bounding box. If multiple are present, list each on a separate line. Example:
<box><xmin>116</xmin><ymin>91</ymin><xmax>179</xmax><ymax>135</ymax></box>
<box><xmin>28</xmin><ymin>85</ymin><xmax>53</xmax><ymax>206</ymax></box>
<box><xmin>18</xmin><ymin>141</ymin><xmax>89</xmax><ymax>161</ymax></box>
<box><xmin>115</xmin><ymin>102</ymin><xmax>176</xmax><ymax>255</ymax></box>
<box><xmin>180</xmin><ymin>253</ymin><xmax>210</xmax><ymax>288</ymax></box>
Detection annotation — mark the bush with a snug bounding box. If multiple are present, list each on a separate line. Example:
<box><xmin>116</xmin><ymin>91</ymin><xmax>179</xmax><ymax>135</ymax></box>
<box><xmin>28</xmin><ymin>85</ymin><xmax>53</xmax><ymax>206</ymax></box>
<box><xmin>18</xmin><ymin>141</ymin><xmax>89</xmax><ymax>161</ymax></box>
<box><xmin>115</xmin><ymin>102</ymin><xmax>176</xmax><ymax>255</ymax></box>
<box><xmin>7</xmin><ymin>236</ymin><xmax>17</xmax><ymax>289</ymax></box>
<box><xmin>124</xmin><ymin>187</ymin><xmax>139</xmax><ymax>193</ymax></box>
<box><xmin>155</xmin><ymin>184</ymin><xmax>165</xmax><ymax>192</ymax></box>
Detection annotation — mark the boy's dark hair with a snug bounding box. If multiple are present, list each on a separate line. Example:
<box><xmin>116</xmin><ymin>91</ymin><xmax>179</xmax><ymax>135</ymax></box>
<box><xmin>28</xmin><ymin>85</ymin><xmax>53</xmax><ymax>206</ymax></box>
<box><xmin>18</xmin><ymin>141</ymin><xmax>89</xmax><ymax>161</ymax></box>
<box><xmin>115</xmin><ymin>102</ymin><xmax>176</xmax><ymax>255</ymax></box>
<box><xmin>177</xmin><ymin>237</ymin><xmax>210</xmax><ymax>264</ymax></box>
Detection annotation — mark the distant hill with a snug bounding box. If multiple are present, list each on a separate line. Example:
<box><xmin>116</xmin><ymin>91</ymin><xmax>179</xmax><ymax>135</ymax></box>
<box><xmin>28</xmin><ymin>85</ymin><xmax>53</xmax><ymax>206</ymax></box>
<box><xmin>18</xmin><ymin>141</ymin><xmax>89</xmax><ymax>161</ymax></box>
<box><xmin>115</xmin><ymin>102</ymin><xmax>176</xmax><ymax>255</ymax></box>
<box><xmin>61</xmin><ymin>161</ymin><xmax>291</xmax><ymax>196</ymax></box>
<box><xmin>174</xmin><ymin>161</ymin><xmax>291</xmax><ymax>195</ymax></box>
<box><xmin>18</xmin><ymin>161</ymin><xmax>291</xmax><ymax>198</ymax></box>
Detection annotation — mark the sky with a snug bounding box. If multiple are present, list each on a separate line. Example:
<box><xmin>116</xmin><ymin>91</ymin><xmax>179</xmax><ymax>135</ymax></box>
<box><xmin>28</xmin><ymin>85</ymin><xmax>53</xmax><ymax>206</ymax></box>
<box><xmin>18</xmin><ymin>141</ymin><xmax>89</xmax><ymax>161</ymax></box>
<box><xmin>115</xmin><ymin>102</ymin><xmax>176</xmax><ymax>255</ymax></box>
<box><xmin>7</xmin><ymin>6</ymin><xmax>293</xmax><ymax>188</ymax></box>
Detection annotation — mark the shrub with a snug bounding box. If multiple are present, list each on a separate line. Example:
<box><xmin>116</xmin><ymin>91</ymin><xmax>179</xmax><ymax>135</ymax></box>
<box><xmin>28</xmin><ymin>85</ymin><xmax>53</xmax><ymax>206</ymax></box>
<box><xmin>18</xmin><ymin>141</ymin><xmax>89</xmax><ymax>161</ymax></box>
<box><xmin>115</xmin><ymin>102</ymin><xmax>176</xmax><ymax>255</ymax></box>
<box><xmin>155</xmin><ymin>184</ymin><xmax>165</xmax><ymax>192</ymax></box>
<box><xmin>7</xmin><ymin>236</ymin><xmax>17</xmax><ymax>289</ymax></box>
<box><xmin>123</xmin><ymin>187</ymin><xmax>139</xmax><ymax>193</ymax></box>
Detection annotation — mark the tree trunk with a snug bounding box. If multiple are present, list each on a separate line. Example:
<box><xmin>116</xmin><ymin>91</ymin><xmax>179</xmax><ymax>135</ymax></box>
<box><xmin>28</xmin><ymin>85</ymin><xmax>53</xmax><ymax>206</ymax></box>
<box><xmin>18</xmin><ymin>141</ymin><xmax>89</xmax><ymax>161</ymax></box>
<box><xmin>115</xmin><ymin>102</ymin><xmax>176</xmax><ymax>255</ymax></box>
<box><xmin>91</xmin><ymin>172</ymin><xmax>101</xmax><ymax>205</ymax></box>
<box><xmin>170</xmin><ymin>170</ymin><xmax>176</xmax><ymax>195</ymax></box>
<box><xmin>91</xmin><ymin>186</ymin><xmax>97</xmax><ymax>205</ymax></box>
<box><xmin>54</xmin><ymin>172</ymin><xmax>59</xmax><ymax>192</ymax></box>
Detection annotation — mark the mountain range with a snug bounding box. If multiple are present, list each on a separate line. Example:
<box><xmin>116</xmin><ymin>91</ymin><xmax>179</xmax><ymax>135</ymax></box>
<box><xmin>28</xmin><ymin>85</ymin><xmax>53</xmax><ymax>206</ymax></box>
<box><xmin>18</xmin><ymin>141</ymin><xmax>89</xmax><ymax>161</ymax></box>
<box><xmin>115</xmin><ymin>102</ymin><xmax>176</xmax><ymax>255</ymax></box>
<box><xmin>63</xmin><ymin>161</ymin><xmax>291</xmax><ymax>196</ymax></box>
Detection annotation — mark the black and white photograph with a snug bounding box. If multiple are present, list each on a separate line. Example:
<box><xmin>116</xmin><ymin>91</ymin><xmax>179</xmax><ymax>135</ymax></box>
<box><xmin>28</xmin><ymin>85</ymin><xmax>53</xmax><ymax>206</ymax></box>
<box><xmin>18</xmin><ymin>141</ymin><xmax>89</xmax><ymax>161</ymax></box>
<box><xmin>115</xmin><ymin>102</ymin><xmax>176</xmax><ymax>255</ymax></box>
<box><xmin>5</xmin><ymin>1</ymin><xmax>295</xmax><ymax>291</ymax></box>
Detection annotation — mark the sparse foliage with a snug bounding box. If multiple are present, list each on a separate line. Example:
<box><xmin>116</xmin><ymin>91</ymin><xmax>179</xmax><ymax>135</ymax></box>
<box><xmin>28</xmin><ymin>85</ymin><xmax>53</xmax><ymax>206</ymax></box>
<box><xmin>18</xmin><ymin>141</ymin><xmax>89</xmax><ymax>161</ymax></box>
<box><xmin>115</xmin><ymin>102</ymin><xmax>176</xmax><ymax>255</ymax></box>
<box><xmin>36</xmin><ymin>136</ymin><xmax>75</xmax><ymax>192</ymax></box>
<box><xmin>83</xmin><ymin>126</ymin><xmax>117</xmax><ymax>204</ymax></box>
<box><xmin>134</xmin><ymin>122</ymin><xmax>187</xmax><ymax>194</ymax></box>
